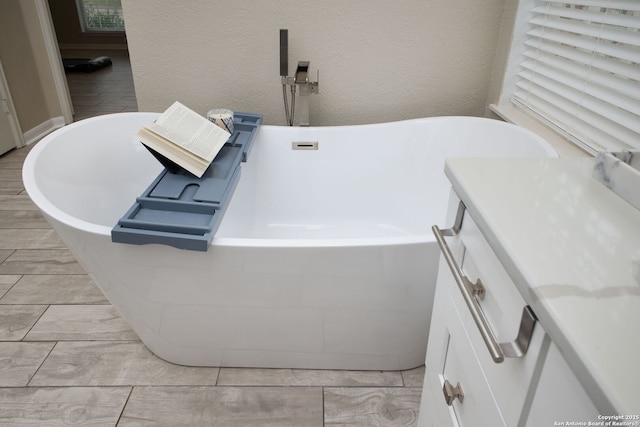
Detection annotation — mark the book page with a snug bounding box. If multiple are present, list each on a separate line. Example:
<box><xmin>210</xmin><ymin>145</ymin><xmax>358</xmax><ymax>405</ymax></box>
<box><xmin>148</xmin><ymin>101</ymin><xmax>230</xmax><ymax>161</ymax></box>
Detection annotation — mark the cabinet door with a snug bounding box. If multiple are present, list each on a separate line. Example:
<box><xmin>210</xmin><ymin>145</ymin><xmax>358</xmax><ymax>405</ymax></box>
<box><xmin>419</xmin><ymin>263</ymin><xmax>505</xmax><ymax>427</ymax></box>
<box><xmin>525</xmin><ymin>342</ymin><xmax>598</xmax><ymax>426</ymax></box>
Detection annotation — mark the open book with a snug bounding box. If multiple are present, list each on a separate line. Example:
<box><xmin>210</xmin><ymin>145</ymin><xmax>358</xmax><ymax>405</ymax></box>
<box><xmin>137</xmin><ymin>101</ymin><xmax>231</xmax><ymax>178</ymax></box>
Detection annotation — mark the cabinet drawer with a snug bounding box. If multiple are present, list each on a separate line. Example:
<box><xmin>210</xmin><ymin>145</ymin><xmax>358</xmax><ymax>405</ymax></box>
<box><xmin>451</xmin><ymin>210</ymin><xmax>546</xmax><ymax>426</ymax></box>
<box><xmin>419</xmin><ymin>270</ymin><xmax>505</xmax><ymax>427</ymax></box>
<box><xmin>459</xmin><ymin>215</ymin><xmax>528</xmax><ymax>341</ymax></box>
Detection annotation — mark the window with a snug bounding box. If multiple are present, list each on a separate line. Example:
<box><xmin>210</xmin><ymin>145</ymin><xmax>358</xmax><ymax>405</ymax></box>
<box><xmin>76</xmin><ymin>0</ymin><xmax>124</xmax><ymax>32</ymax></box>
<box><xmin>497</xmin><ymin>1</ymin><xmax>640</xmax><ymax>154</ymax></box>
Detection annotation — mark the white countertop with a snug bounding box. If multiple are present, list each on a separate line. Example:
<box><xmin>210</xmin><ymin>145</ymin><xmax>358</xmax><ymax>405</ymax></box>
<box><xmin>444</xmin><ymin>157</ymin><xmax>640</xmax><ymax>415</ymax></box>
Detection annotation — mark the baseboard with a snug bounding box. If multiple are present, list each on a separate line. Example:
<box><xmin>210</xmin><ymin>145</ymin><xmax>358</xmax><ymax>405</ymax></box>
<box><xmin>23</xmin><ymin>116</ymin><xmax>65</xmax><ymax>145</ymax></box>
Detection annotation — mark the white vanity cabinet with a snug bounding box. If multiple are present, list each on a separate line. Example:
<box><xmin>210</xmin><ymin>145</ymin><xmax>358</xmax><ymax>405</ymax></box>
<box><xmin>419</xmin><ymin>193</ymin><xmax>547</xmax><ymax>427</ymax></box>
<box><xmin>419</xmin><ymin>190</ymin><xmax>599</xmax><ymax>427</ymax></box>
<box><xmin>419</xmin><ymin>157</ymin><xmax>640</xmax><ymax>425</ymax></box>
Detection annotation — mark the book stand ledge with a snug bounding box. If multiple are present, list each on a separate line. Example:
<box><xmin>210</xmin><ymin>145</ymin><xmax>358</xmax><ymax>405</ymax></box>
<box><xmin>111</xmin><ymin>112</ymin><xmax>262</xmax><ymax>251</ymax></box>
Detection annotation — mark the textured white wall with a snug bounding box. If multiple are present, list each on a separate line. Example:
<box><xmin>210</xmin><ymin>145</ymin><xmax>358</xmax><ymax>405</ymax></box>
<box><xmin>122</xmin><ymin>0</ymin><xmax>506</xmax><ymax>126</ymax></box>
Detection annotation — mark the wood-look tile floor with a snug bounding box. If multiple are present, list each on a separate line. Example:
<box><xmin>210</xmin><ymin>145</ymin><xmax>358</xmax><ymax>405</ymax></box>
<box><xmin>0</xmin><ymin>51</ymin><xmax>425</xmax><ymax>425</ymax></box>
<box><xmin>62</xmin><ymin>49</ymin><xmax>138</xmax><ymax>121</ymax></box>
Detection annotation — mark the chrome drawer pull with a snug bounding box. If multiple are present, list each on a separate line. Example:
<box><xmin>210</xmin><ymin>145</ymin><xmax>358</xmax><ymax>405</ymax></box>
<box><xmin>439</xmin><ymin>200</ymin><xmax>466</xmax><ymax>237</ymax></box>
<box><xmin>501</xmin><ymin>306</ymin><xmax>537</xmax><ymax>358</ymax></box>
<box><xmin>439</xmin><ymin>202</ymin><xmax>486</xmax><ymax>299</ymax></box>
<box><xmin>433</xmin><ymin>214</ymin><xmax>537</xmax><ymax>363</ymax></box>
<box><xmin>443</xmin><ymin>380</ymin><xmax>464</xmax><ymax>405</ymax></box>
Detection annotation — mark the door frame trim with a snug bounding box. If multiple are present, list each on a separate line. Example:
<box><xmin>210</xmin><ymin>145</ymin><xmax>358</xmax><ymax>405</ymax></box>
<box><xmin>0</xmin><ymin>59</ymin><xmax>25</xmax><ymax>150</ymax></box>
<box><xmin>35</xmin><ymin>0</ymin><xmax>73</xmax><ymax>125</ymax></box>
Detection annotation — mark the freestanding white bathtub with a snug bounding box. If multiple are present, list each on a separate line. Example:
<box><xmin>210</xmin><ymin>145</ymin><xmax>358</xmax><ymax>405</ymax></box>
<box><xmin>22</xmin><ymin>113</ymin><xmax>556</xmax><ymax>370</ymax></box>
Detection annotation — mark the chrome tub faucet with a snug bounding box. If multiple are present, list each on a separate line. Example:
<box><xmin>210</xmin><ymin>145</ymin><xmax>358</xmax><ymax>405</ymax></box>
<box><xmin>280</xmin><ymin>29</ymin><xmax>319</xmax><ymax>126</ymax></box>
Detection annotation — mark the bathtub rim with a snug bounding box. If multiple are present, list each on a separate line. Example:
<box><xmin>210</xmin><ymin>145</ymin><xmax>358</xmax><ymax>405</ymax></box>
<box><xmin>21</xmin><ymin>113</ymin><xmax>149</xmax><ymax>240</ymax></box>
<box><xmin>23</xmin><ymin>125</ymin><xmax>436</xmax><ymax>248</ymax></box>
<box><xmin>22</xmin><ymin>113</ymin><xmax>556</xmax><ymax>248</ymax></box>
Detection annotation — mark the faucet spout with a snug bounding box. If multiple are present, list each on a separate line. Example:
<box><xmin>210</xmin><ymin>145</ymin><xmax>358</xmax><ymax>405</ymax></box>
<box><xmin>295</xmin><ymin>61</ymin><xmax>310</xmax><ymax>84</ymax></box>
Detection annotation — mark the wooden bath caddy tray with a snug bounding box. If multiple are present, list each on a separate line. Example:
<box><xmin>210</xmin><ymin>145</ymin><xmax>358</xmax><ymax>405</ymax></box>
<box><xmin>111</xmin><ymin>112</ymin><xmax>262</xmax><ymax>251</ymax></box>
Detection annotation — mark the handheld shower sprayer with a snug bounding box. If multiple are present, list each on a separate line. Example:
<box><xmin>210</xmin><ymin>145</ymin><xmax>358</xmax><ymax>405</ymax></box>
<box><xmin>280</xmin><ymin>29</ymin><xmax>288</xmax><ymax>78</ymax></box>
<box><xmin>280</xmin><ymin>29</ymin><xmax>293</xmax><ymax>126</ymax></box>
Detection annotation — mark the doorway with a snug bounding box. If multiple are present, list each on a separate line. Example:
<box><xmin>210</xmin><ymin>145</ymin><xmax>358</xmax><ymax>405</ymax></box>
<box><xmin>47</xmin><ymin>0</ymin><xmax>137</xmax><ymax>121</ymax></box>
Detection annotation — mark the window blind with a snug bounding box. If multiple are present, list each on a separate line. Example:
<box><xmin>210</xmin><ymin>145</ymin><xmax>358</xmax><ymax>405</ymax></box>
<box><xmin>512</xmin><ymin>0</ymin><xmax>640</xmax><ymax>153</ymax></box>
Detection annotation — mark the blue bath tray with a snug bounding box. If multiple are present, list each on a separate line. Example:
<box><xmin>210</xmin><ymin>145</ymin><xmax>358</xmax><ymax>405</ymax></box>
<box><xmin>111</xmin><ymin>112</ymin><xmax>262</xmax><ymax>251</ymax></box>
